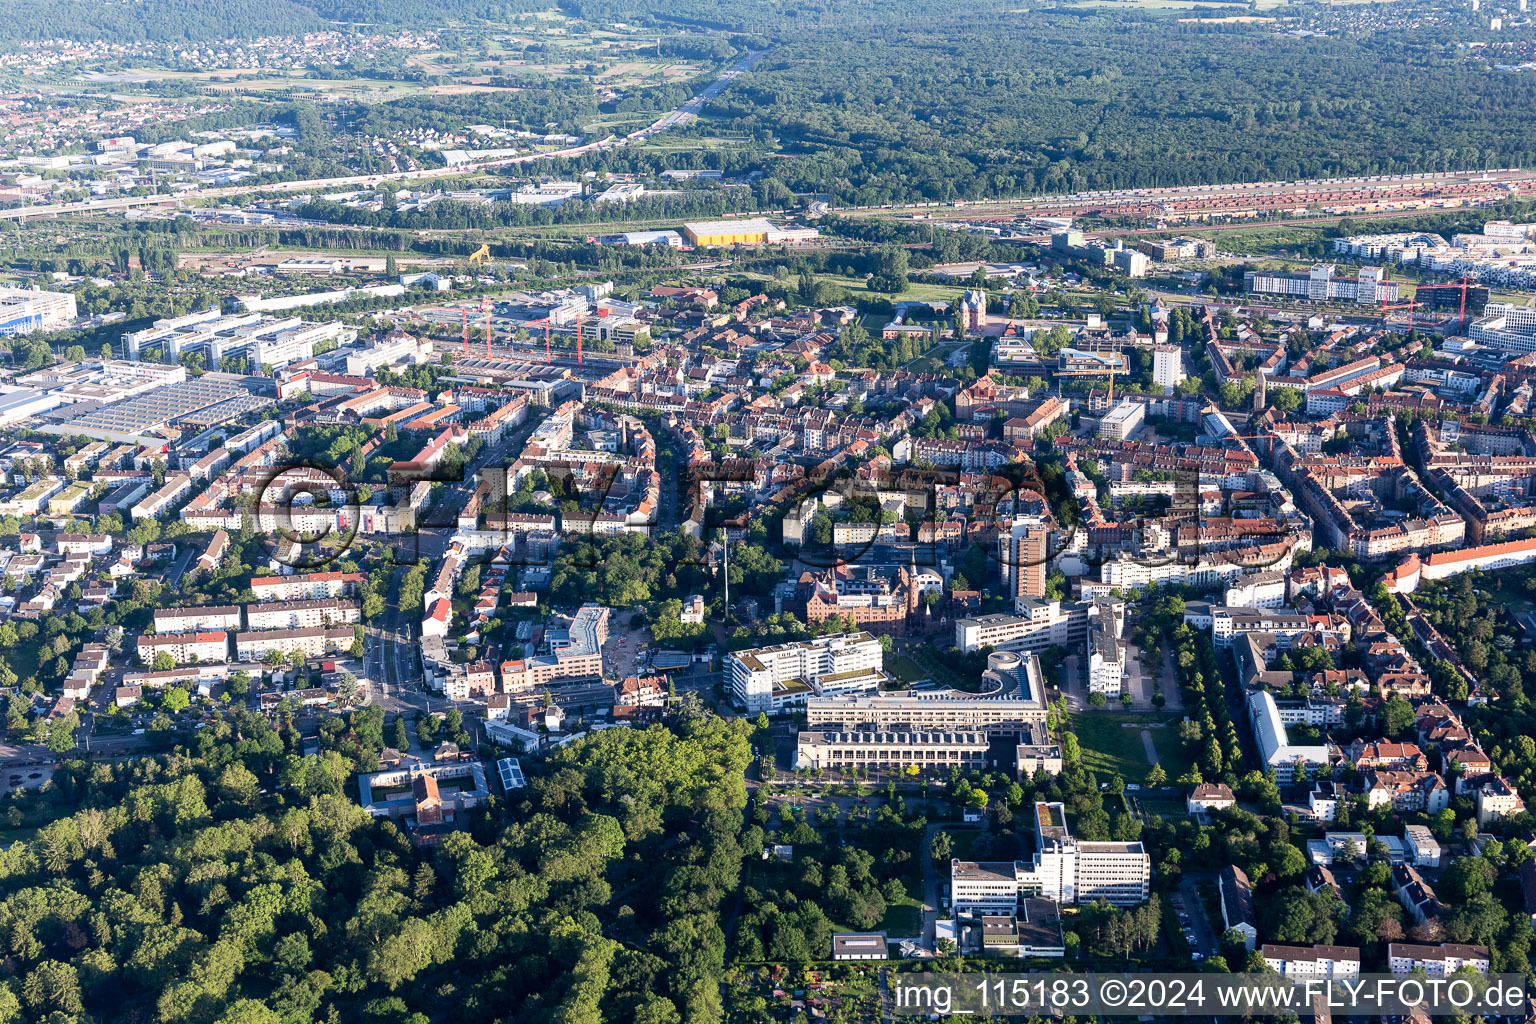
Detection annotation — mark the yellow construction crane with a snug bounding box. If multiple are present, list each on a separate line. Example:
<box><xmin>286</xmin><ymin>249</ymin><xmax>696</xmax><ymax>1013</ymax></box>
<box><xmin>1053</xmin><ymin>367</ymin><xmax>1126</xmax><ymax>405</ymax></box>
<box><xmin>466</xmin><ymin>243</ymin><xmax>491</xmax><ymax>267</ymax></box>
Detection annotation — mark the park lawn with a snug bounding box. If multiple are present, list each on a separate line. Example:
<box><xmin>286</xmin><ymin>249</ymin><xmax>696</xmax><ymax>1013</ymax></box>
<box><xmin>1068</xmin><ymin>712</ymin><xmax>1192</xmax><ymax>785</ymax></box>
<box><xmin>909</xmin><ymin>646</ymin><xmax>974</xmax><ymax>691</ymax></box>
<box><xmin>1475</xmin><ymin>570</ymin><xmax>1536</xmax><ymax>614</ymax></box>
<box><xmin>873</xmin><ymin>862</ymin><xmax>924</xmax><ymax>937</ymax></box>
<box><xmin>888</xmin><ymin>655</ymin><xmax>928</xmax><ymax>685</ymax></box>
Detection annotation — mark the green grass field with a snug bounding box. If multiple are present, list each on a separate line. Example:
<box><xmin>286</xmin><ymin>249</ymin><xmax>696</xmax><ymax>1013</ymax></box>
<box><xmin>888</xmin><ymin>655</ymin><xmax>929</xmax><ymax>685</ymax></box>
<box><xmin>1068</xmin><ymin>712</ymin><xmax>1192</xmax><ymax>785</ymax></box>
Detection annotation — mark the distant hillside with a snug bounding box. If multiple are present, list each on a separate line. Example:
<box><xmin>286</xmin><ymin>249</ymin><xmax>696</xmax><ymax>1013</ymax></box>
<box><xmin>0</xmin><ymin>0</ymin><xmax>548</xmax><ymax>43</ymax></box>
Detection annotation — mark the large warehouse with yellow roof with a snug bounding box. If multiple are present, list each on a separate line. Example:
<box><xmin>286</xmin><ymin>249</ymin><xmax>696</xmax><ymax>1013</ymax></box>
<box><xmin>681</xmin><ymin>218</ymin><xmax>819</xmax><ymax>247</ymax></box>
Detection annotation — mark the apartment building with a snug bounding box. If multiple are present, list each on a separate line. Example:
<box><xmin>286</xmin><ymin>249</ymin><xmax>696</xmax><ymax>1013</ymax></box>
<box><xmin>234</xmin><ymin>626</ymin><xmax>354</xmax><ymax>661</ymax></box>
<box><xmin>137</xmin><ymin>631</ymin><xmax>229</xmax><ymax>665</ymax></box>
<box><xmin>1387</xmin><ymin>943</ymin><xmax>1490</xmax><ymax>976</ymax></box>
<box><xmin>728</xmin><ymin>632</ymin><xmax>883</xmax><ymax>715</ymax></box>
<box><xmin>248</xmin><ymin>570</ymin><xmax>365</xmax><ymax>602</ymax></box>
<box><xmin>999</xmin><ymin>519</ymin><xmax>1049</xmax><ymax>604</ymax></box>
<box><xmin>1243</xmin><ymin>264</ymin><xmax>1398</xmax><ymax>305</ymax></box>
<box><xmin>245</xmin><ymin>598</ymin><xmax>362</xmax><ymax>631</ymax></box>
<box><xmin>1153</xmin><ymin>345</ymin><xmax>1185</xmax><ymax>388</ymax></box>
<box><xmin>1261</xmin><ymin>944</ymin><xmax>1361</xmax><ymax>979</ymax></box>
<box><xmin>153</xmin><ymin>605</ymin><xmax>242</xmax><ymax>634</ymax></box>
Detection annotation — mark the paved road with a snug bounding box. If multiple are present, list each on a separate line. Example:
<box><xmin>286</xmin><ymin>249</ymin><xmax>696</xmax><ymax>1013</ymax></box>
<box><xmin>163</xmin><ymin>544</ymin><xmax>198</xmax><ymax>590</ymax></box>
<box><xmin>628</xmin><ymin>50</ymin><xmax>764</xmax><ymax>137</ymax></box>
<box><xmin>1177</xmin><ymin>875</ymin><xmax>1222</xmax><ymax>958</ymax></box>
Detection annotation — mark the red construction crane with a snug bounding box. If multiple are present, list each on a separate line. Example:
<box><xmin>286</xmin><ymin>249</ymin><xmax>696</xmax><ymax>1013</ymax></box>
<box><xmin>575</xmin><ymin>314</ymin><xmax>583</xmax><ymax>366</ymax></box>
<box><xmin>1380</xmin><ymin>293</ymin><xmax>1420</xmax><ymax>329</ymax></box>
<box><xmin>481</xmin><ymin>296</ymin><xmax>492</xmax><ymax>360</ymax></box>
<box><xmin>544</xmin><ymin>320</ymin><xmax>551</xmax><ymax>364</ymax></box>
<box><xmin>1454</xmin><ymin>275</ymin><xmax>1476</xmax><ymax>320</ymax></box>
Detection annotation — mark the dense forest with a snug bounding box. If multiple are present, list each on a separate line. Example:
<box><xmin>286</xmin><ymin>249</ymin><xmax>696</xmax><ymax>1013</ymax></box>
<box><xmin>0</xmin><ymin>706</ymin><xmax>753</xmax><ymax>1024</ymax></box>
<box><xmin>0</xmin><ymin>0</ymin><xmax>548</xmax><ymax>43</ymax></box>
<box><xmin>18</xmin><ymin>0</ymin><xmax>1532</xmax><ymax>204</ymax></box>
<box><xmin>702</xmin><ymin>8</ymin><xmax>1536</xmax><ymax>204</ymax></box>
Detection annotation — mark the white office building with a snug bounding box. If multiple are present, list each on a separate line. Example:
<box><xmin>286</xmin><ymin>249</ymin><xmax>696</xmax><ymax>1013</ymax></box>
<box><xmin>1098</xmin><ymin>399</ymin><xmax>1145</xmax><ymax>441</ymax></box>
<box><xmin>1224</xmin><ymin>571</ymin><xmax>1288</xmax><ymax>609</ymax></box>
<box><xmin>1087</xmin><ymin>627</ymin><xmax>1125</xmax><ymax>696</ymax></box>
<box><xmin>1470</xmin><ymin>302</ymin><xmax>1536</xmax><ymax>354</ymax></box>
<box><xmin>728</xmin><ymin>632</ymin><xmax>883</xmax><ymax>715</ymax></box>
<box><xmin>955</xmin><ymin>600</ymin><xmax>1089</xmax><ymax>655</ymax></box>
<box><xmin>0</xmin><ymin>287</ymin><xmax>77</xmax><ymax>336</ymax></box>
<box><xmin>1250</xmin><ymin>690</ymin><xmax>1331</xmax><ymax>781</ymax></box>
<box><xmin>952</xmin><ymin>803</ymin><xmax>1150</xmax><ymax>908</ymax></box>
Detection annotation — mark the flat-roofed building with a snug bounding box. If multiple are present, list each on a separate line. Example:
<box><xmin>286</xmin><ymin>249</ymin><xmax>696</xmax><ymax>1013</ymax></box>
<box><xmin>831</xmin><ymin>933</ymin><xmax>889</xmax><ymax>961</ymax></box>
<box><xmin>952</xmin><ymin>860</ymin><xmax>1023</xmax><ymax>916</ymax></box>
<box><xmin>796</xmin><ymin>728</ymin><xmax>990</xmax><ymax>772</ymax></box>
<box><xmin>0</xmin><ymin>286</ymin><xmax>77</xmax><ymax>335</ymax></box>
<box><xmin>248</xmin><ymin>570</ymin><xmax>364</xmax><ymax>602</ymax></box>
<box><xmin>1098</xmin><ymin>399</ymin><xmax>1145</xmax><ymax>440</ymax></box>
<box><xmin>955</xmin><ymin>600</ymin><xmax>1090</xmax><ymax>654</ymax></box>
<box><xmin>729</xmin><ymin>631</ymin><xmax>883</xmax><ymax>715</ymax></box>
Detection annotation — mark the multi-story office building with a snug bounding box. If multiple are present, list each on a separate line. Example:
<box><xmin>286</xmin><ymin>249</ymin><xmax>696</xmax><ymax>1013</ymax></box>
<box><xmin>1470</xmin><ymin>302</ymin><xmax>1536</xmax><ymax>353</ymax></box>
<box><xmin>728</xmin><ymin>632</ymin><xmax>883</xmax><ymax>715</ymax></box>
<box><xmin>1087</xmin><ymin>627</ymin><xmax>1124</xmax><ymax>696</ymax></box>
<box><xmin>952</xmin><ymin>861</ymin><xmax>1024</xmax><ymax>916</ymax></box>
<box><xmin>1098</xmin><ymin>399</ymin><xmax>1145</xmax><ymax>441</ymax></box>
<box><xmin>1251</xmin><ymin>690</ymin><xmax>1331</xmax><ymax>781</ymax></box>
<box><xmin>952</xmin><ymin>803</ymin><xmax>1150</xmax><ymax>910</ymax></box>
<box><xmin>1021</xmin><ymin>802</ymin><xmax>1150</xmax><ymax>905</ymax></box>
<box><xmin>795</xmin><ymin>729</ymin><xmax>990</xmax><ymax>772</ymax></box>
<box><xmin>955</xmin><ymin>599</ymin><xmax>1089</xmax><ymax>655</ymax></box>
<box><xmin>0</xmin><ymin>287</ymin><xmax>77</xmax><ymax>336</ymax></box>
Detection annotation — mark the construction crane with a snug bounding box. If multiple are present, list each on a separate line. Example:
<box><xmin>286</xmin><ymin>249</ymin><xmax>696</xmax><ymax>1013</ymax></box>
<box><xmin>1053</xmin><ymin>366</ymin><xmax>1126</xmax><ymax>405</ymax></box>
<box><xmin>467</xmin><ymin>243</ymin><xmax>491</xmax><ymax>267</ymax></box>
<box><xmin>480</xmin><ymin>296</ymin><xmax>492</xmax><ymax>360</ymax></box>
<box><xmin>1380</xmin><ymin>293</ymin><xmax>1420</xmax><ymax>329</ymax></box>
<box><xmin>1450</xmin><ymin>275</ymin><xmax>1478</xmax><ymax>320</ymax></box>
